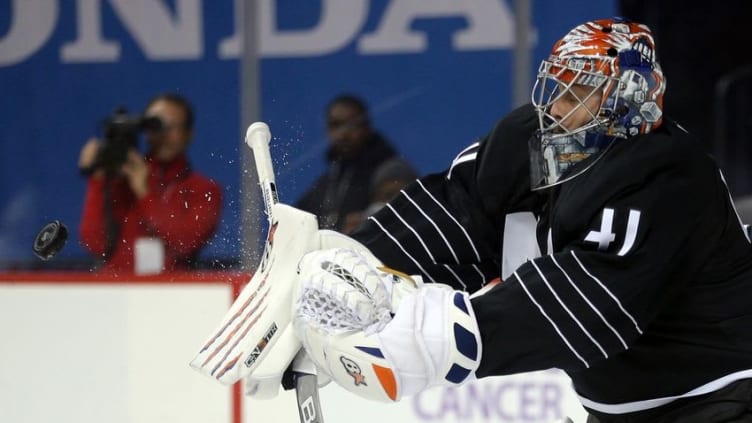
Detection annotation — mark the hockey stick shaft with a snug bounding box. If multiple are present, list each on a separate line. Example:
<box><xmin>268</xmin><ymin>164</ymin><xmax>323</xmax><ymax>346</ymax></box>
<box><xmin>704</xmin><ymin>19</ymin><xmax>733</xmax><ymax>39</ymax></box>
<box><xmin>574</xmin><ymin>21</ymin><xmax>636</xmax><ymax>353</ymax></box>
<box><xmin>245</xmin><ymin>122</ymin><xmax>324</xmax><ymax>423</ymax></box>
<box><xmin>293</xmin><ymin>351</ymin><xmax>325</xmax><ymax>423</ymax></box>
<box><xmin>245</xmin><ymin>122</ymin><xmax>279</xmax><ymax>223</ymax></box>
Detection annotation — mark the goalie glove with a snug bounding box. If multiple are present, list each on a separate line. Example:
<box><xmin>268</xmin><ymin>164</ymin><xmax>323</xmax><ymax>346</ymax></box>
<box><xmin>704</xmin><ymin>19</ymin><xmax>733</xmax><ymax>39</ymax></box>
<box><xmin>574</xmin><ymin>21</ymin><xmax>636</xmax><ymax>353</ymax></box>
<box><xmin>293</xmin><ymin>248</ymin><xmax>482</xmax><ymax>402</ymax></box>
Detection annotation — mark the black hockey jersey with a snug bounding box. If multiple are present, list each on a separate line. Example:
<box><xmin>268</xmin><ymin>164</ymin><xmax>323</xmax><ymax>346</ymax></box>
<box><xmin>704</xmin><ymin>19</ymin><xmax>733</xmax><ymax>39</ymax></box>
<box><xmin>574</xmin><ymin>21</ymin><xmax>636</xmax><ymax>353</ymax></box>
<box><xmin>351</xmin><ymin>104</ymin><xmax>752</xmax><ymax>420</ymax></box>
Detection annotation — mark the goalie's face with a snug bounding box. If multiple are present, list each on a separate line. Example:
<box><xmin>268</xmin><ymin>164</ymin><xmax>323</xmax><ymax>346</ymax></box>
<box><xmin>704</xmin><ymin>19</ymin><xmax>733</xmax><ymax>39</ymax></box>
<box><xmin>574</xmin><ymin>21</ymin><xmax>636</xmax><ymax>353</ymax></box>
<box><xmin>546</xmin><ymin>83</ymin><xmax>604</xmax><ymax>136</ymax></box>
<box><xmin>529</xmin><ymin>79</ymin><xmax>610</xmax><ymax>190</ymax></box>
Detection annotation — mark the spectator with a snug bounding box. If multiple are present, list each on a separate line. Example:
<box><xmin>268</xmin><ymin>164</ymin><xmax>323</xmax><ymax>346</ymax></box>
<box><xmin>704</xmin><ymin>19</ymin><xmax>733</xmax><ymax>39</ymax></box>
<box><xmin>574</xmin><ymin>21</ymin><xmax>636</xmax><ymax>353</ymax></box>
<box><xmin>297</xmin><ymin>94</ymin><xmax>411</xmax><ymax>234</ymax></box>
<box><xmin>78</xmin><ymin>93</ymin><xmax>222</xmax><ymax>274</ymax></box>
<box><xmin>363</xmin><ymin>157</ymin><xmax>419</xmax><ymax>217</ymax></box>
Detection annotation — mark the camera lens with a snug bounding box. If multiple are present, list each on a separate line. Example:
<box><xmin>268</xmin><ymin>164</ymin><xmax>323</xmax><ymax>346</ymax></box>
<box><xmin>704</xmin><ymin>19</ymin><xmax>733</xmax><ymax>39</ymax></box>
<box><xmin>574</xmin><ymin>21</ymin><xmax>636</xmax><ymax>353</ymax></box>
<box><xmin>33</xmin><ymin>220</ymin><xmax>68</xmax><ymax>261</ymax></box>
<box><xmin>142</xmin><ymin>116</ymin><xmax>165</xmax><ymax>132</ymax></box>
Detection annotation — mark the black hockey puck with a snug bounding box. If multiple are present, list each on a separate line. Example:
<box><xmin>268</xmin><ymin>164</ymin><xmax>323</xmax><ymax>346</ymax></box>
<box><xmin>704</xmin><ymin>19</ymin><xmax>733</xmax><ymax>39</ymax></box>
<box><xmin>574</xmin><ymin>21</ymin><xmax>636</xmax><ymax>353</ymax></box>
<box><xmin>33</xmin><ymin>220</ymin><xmax>68</xmax><ymax>261</ymax></box>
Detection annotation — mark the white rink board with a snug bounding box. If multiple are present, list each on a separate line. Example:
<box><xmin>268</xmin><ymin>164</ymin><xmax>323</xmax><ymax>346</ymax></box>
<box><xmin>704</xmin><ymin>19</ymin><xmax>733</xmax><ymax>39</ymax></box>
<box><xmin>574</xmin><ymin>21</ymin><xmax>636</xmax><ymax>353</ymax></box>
<box><xmin>0</xmin><ymin>277</ymin><xmax>588</xmax><ymax>423</ymax></box>
<box><xmin>244</xmin><ymin>370</ymin><xmax>588</xmax><ymax>423</ymax></box>
<box><xmin>0</xmin><ymin>281</ymin><xmax>233</xmax><ymax>423</ymax></box>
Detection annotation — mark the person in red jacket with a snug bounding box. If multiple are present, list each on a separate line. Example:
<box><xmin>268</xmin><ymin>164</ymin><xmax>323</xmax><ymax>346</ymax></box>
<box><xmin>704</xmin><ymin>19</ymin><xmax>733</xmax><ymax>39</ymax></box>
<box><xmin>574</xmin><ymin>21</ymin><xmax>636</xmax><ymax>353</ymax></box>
<box><xmin>78</xmin><ymin>93</ymin><xmax>222</xmax><ymax>274</ymax></box>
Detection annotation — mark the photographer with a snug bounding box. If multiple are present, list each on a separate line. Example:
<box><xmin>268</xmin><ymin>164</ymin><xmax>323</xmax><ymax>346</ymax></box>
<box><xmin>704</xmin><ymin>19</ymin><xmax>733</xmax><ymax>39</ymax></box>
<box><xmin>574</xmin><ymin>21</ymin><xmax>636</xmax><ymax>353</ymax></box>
<box><xmin>78</xmin><ymin>93</ymin><xmax>222</xmax><ymax>274</ymax></box>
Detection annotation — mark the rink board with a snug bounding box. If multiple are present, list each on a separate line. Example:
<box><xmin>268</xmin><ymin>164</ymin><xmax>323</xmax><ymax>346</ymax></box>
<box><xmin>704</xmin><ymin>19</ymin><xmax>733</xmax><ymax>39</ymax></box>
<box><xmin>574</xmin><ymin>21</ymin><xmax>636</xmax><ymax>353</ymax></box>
<box><xmin>0</xmin><ymin>272</ymin><xmax>587</xmax><ymax>423</ymax></box>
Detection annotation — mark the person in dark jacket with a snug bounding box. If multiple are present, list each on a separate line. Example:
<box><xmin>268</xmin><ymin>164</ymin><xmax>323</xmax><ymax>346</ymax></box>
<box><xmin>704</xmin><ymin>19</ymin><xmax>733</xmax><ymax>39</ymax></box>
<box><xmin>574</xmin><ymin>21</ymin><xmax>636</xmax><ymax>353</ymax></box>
<box><xmin>297</xmin><ymin>94</ymin><xmax>409</xmax><ymax>233</ymax></box>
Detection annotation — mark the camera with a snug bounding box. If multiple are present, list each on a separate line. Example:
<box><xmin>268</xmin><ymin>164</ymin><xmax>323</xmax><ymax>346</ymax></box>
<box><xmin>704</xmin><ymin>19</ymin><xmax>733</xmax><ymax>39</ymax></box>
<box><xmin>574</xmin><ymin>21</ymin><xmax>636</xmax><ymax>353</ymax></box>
<box><xmin>95</xmin><ymin>107</ymin><xmax>164</xmax><ymax>174</ymax></box>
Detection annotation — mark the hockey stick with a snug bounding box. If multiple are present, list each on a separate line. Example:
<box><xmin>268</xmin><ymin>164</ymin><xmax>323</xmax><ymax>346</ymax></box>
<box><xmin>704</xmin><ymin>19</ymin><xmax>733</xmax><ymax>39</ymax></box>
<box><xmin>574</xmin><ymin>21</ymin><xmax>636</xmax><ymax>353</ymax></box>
<box><xmin>245</xmin><ymin>122</ymin><xmax>325</xmax><ymax>423</ymax></box>
<box><xmin>191</xmin><ymin>122</ymin><xmax>323</xmax><ymax>423</ymax></box>
<box><xmin>246</xmin><ymin>122</ymin><xmax>278</xmax><ymax>223</ymax></box>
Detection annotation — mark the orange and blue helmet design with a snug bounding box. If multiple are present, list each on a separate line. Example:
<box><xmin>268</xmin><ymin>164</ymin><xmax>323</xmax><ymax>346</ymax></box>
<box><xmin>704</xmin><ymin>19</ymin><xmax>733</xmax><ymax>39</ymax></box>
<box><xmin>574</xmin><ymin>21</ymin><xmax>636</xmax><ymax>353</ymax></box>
<box><xmin>530</xmin><ymin>17</ymin><xmax>666</xmax><ymax>189</ymax></box>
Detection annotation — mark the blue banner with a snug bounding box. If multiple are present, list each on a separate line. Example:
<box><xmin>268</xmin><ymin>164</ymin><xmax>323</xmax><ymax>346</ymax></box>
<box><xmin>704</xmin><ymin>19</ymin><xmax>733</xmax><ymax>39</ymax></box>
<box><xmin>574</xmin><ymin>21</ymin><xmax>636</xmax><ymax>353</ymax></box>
<box><xmin>0</xmin><ymin>0</ymin><xmax>615</xmax><ymax>268</ymax></box>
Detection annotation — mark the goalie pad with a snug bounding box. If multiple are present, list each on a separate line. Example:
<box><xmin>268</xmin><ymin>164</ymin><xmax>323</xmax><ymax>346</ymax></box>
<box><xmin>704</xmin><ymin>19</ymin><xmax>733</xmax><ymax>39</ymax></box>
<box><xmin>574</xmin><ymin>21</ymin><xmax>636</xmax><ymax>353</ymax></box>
<box><xmin>294</xmin><ymin>248</ymin><xmax>482</xmax><ymax>402</ymax></box>
<box><xmin>190</xmin><ymin>203</ymin><xmax>401</xmax><ymax>399</ymax></box>
<box><xmin>190</xmin><ymin>204</ymin><xmax>315</xmax><ymax>395</ymax></box>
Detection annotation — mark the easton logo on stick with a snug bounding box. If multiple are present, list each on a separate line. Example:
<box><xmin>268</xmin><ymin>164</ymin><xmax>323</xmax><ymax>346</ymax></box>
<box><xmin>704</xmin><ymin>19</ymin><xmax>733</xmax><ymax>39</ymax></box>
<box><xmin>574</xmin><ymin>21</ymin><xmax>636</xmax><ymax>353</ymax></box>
<box><xmin>244</xmin><ymin>322</ymin><xmax>278</xmax><ymax>367</ymax></box>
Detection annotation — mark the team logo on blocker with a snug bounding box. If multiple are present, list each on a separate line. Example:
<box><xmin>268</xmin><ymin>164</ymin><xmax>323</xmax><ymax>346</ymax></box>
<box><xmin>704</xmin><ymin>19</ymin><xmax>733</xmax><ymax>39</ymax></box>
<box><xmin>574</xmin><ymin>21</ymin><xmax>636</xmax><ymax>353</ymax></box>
<box><xmin>340</xmin><ymin>356</ymin><xmax>367</xmax><ymax>386</ymax></box>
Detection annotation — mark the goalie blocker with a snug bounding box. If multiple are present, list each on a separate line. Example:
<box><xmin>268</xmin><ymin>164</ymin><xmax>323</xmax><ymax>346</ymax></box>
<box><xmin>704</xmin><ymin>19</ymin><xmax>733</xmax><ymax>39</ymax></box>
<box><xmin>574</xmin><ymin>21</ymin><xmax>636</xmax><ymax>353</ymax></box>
<box><xmin>293</xmin><ymin>248</ymin><xmax>483</xmax><ymax>402</ymax></box>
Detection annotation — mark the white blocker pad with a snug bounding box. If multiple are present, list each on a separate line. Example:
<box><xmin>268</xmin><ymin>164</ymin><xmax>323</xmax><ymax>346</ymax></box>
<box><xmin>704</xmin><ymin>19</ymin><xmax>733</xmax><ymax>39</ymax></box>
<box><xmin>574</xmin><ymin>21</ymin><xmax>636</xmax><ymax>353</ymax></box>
<box><xmin>190</xmin><ymin>204</ymin><xmax>315</xmax><ymax>396</ymax></box>
<box><xmin>190</xmin><ymin>204</ymin><xmax>384</xmax><ymax>399</ymax></box>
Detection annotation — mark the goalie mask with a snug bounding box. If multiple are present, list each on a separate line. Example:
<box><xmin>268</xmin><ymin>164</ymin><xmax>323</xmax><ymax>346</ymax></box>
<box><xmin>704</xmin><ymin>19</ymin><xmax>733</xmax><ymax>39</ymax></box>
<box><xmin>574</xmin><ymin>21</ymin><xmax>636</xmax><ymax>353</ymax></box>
<box><xmin>530</xmin><ymin>17</ymin><xmax>666</xmax><ymax>190</ymax></box>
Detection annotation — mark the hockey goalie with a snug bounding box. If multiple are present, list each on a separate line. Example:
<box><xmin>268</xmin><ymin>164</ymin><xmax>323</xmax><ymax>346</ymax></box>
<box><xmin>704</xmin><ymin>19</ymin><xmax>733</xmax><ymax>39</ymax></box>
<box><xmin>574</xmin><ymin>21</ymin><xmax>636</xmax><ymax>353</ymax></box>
<box><xmin>193</xmin><ymin>16</ymin><xmax>752</xmax><ymax>423</ymax></box>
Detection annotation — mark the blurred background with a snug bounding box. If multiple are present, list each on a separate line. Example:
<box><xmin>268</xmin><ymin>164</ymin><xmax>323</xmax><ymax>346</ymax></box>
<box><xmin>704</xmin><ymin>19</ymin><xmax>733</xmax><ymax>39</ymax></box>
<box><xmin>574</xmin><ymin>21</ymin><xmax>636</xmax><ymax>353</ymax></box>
<box><xmin>2</xmin><ymin>1</ymin><xmax>749</xmax><ymax>271</ymax></box>
<box><xmin>1</xmin><ymin>0</ymin><xmax>614</xmax><ymax>271</ymax></box>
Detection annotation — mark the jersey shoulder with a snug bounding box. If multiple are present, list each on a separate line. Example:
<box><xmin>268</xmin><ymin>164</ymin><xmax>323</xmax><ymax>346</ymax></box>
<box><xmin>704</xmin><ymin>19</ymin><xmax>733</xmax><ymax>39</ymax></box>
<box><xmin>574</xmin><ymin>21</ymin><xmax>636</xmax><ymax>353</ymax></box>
<box><xmin>476</xmin><ymin>104</ymin><xmax>540</xmax><ymax>214</ymax></box>
<box><xmin>586</xmin><ymin>121</ymin><xmax>717</xmax><ymax>195</ymax></box>
<box><xmin>555</xmin><ymin>122</ymin><xmax>721</xmax><ymax>227</ymax></box>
